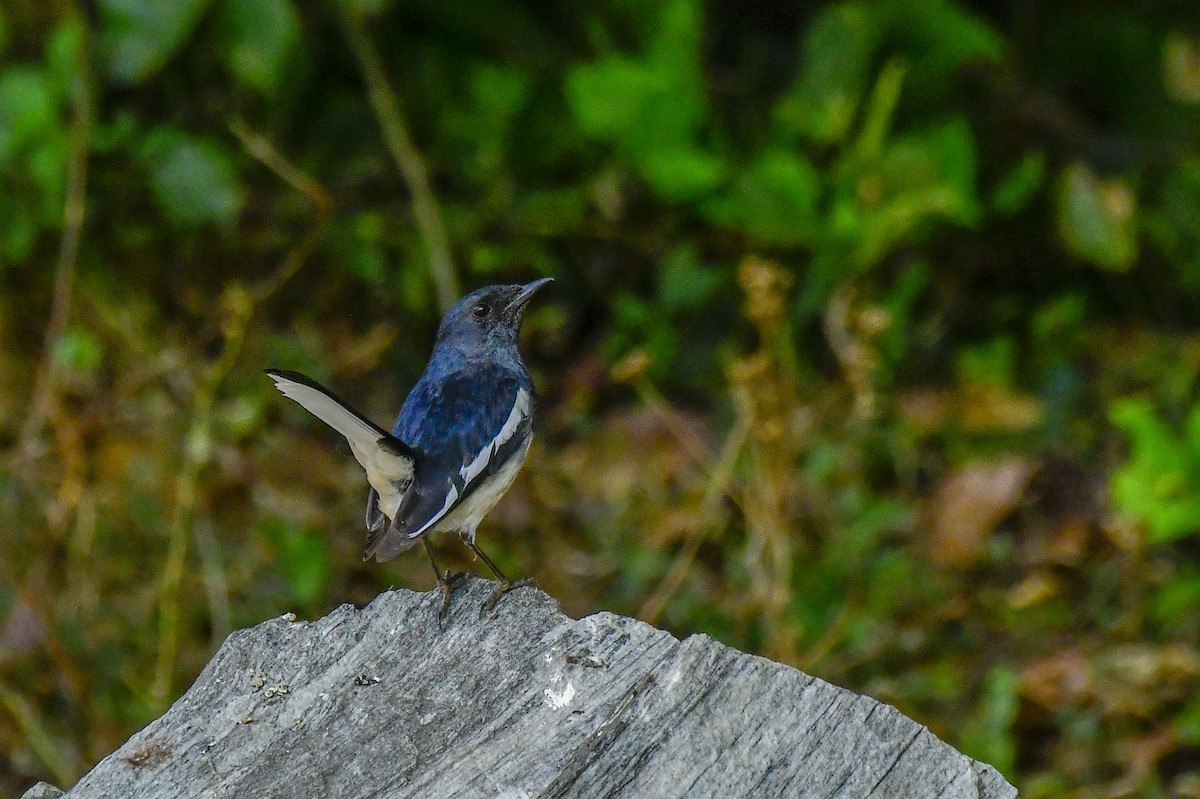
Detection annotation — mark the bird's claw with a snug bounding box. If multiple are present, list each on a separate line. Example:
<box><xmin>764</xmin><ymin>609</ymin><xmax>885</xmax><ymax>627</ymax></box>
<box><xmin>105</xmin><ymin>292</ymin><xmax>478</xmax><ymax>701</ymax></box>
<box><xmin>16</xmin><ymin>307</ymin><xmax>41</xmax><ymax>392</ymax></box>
<box><xmin>436</xmin><ymin>571</ymin><xmax>470</xmax><ymax>623</ymax></box>
<box><xmin>480</xmin><ymin>577</ymin><xmax>536</xmax><ymax>619</ymax></box>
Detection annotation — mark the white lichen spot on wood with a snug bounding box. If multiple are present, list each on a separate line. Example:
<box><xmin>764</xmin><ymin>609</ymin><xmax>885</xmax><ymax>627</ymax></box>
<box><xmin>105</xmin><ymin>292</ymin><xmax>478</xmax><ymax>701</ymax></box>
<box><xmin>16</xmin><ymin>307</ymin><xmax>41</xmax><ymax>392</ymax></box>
<box><xmin>543</xmin><ymin>682</ymin><xmax>575</xmax><ymax>709</ymax></box>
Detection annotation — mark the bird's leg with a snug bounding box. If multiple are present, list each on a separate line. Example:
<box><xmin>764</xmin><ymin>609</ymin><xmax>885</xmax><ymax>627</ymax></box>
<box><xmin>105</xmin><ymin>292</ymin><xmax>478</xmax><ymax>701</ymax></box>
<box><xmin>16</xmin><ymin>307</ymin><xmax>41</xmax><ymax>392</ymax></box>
<box><xmin>463</xmin><ymin>537</ymin><xmax>535</xmax><ymax>617</ymax></box>
<box><xmin>422</xmin><ymin>538</ymin><xmax>468</xmax><ymax>621</ymax></box>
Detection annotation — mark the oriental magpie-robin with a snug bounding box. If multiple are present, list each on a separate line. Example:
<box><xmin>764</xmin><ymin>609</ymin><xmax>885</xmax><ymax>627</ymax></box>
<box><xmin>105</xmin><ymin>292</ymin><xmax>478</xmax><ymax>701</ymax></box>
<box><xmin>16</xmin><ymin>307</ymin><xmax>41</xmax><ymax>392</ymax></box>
<box><xmin>266</xmin><ymin>278</ymin><xmax>551</xmax><ymax>617</ymax></box>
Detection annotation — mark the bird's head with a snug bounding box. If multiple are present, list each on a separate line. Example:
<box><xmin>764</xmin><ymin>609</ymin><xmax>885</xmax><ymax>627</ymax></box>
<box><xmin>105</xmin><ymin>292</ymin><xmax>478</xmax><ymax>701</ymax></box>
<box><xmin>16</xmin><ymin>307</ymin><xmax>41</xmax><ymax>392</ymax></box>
<box><xmin>436</xmin><ymin>278</ymin><xmax>553</xmax><ymax>353</ymax></box>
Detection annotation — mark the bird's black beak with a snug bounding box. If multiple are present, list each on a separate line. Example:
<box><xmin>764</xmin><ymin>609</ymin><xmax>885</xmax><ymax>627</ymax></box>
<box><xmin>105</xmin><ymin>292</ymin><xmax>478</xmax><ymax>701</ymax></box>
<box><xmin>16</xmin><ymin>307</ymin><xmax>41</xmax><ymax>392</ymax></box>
<box><xmin>506</xmin><ymin>277</ymin><xmax>554</xmax><ymax>314</ymax></box>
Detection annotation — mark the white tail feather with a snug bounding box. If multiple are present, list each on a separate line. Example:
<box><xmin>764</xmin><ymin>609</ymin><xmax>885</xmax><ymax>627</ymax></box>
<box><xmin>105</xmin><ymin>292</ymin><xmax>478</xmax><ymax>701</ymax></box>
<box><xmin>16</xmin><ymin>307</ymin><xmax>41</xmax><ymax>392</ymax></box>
<box><xmin>270</xmin><ymin>375</ymin><xmax>381</xmax><ymax>449</ymax></box>
<box><xmin>267</xmin><ymin>370</ymin><xmax>415</xmax><ymax>510</ymax></box>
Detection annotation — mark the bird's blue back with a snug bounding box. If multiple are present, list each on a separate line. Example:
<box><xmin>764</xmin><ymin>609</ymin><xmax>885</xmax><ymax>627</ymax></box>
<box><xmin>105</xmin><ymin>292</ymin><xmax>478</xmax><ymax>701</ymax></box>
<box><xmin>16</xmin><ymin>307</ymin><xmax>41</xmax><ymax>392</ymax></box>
<box><xmin>381</xmin><ymin>342</ymin><xmax>535</xmax><ymax>536</ymax></box>
<box><xmin>394</xmin><ymin>348</ymin><xmax>532</xmax><ymax>468</ymax></box>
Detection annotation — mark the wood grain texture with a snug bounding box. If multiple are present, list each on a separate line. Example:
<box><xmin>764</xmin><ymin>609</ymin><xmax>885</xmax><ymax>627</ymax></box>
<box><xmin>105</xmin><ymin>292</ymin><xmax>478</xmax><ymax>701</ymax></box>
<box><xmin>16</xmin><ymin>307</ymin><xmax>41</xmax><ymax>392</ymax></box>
<box><xmin>46</xmin><ymin>580</ymin><xmax>1016</xmax><ymax>799</ymax></box>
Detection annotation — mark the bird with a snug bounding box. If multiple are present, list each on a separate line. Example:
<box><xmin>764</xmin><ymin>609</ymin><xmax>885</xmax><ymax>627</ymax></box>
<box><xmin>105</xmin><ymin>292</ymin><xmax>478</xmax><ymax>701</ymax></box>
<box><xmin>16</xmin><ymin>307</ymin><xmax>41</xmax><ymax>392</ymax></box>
<box><xmin>266</xmin><ymin>278</ymin><xmax>552</xmax><ymax>618</ymax></box>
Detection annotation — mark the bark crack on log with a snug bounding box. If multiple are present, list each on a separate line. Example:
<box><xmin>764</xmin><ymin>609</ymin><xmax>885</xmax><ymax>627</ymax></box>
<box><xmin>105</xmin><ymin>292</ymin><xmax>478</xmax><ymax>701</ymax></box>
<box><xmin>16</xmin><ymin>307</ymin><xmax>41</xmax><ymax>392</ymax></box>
<box><xmin>867</xmin><ymin>727</ymin><xmax>924</xmax><ymax>794</ymax></box>
<box><xmin>535</xmin><ymin>648</ymin><xmax>673</xmax><ymax>799</ymax></box>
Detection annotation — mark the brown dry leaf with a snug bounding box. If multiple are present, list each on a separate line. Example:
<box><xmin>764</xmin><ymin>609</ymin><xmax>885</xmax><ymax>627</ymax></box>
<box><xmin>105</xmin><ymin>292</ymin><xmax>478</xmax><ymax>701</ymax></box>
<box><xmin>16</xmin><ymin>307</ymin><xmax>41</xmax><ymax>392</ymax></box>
<box><xmin>1102</xmin><ymin>515</ymin><xmax>1144</xmax><ymax>553</ymax></box>
<box><xmin>898</xmin><ymin>389</ymin><xmax>954</xmax><ymax>432</ymax></box>
<box><xmin>1040</xmin><ymin>518</ymin><xmax>1091</xmax><ymax>566</ymax></box>
<box><xmin>552</xmin><ymin>406</ymin><xmax>711</xmax><ymax>547</ymax></box>
<box><xmin>1007</xmin><ymin>571</ymin><xmax>1059</xmax><ymax>609</ymax></box>
<box><xmin>1093</xmin><ymin>644</ymin><xmax>1200</xmax><ymax>717</ymax></box>
<box><xmin>0</xmin><ymin>596</ymin><xmax>46</xmax><ymax>663</ymax></box>
<box><xmin>1172</xmin><ymin>773</ymin><xmax>1200</xmax><ymax>798</ymax></box>
<box><xmin>1021</xmin><ymin>648</ymin><xmax>1092</xmax><ymax>709</ymax></box>
<box><xmin>335</xmin><ymin>321</ymin><xmax>400</xmax><ymax>377</ymax></box>
<box><xmin>610</xmin><ymin>349</ymin><xmax>651</xmax><ymax>384</ymax></box>
<box><xmin>1164</xmin><ymin>32</ymin><xmax>1200</xmax><ymax>105</ymax></box>
<box><xmin>929</xmin><ymin>455</ymin><xmax>1034</xmax><ymax>568</ymax></box>
<box><xmin>1115</xmin><ymin>728</ymin><xmax>1179</xmax><ymax>791</ymax></box>
<box><xmin>958</xmin><ymin>381</ymin><xmax>1044</xmax><ymax>432</ymax></box>
<box><xmin>1022</xmin><ymin>644</ymin><xmax>1200</xmax><ymax>721</ymax></box>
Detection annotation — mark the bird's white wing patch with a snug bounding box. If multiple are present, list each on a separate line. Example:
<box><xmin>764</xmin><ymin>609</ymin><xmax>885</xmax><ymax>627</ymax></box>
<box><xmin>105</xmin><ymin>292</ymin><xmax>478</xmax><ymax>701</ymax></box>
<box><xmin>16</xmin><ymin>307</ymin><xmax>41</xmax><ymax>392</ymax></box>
<box><xmin>460</xmin><ymin>387</ymin><xmax>531</xmax><ymax>487</ymax></box>
<box><xmin>267</xmin><ymin>371</ymin><xmax>415</xmax><ymax>508</ymax></box>
<box><xmin>407</xmin><ymin>387</ymin><xmax>531</xmax><ymax>539</ymax></box>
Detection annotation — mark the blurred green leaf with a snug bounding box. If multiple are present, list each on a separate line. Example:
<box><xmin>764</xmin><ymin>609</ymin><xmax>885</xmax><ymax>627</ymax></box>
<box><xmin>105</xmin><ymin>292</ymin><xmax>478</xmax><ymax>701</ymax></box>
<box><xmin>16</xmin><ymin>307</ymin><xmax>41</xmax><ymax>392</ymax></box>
<box><xmin>961</xmin><ymin>665</ymin><xmax>1019</xmax><ymax>776</ymax></box>
<box><xmin>1151</xmin><ymin>570</ymin><xmax>1200</xmax><ymax>626</ymax></box>
<box><xmin>260</xmin><ymin>519</ymin><xmax>330</xmax><ymax>606</ymax></box>
<box><xmin>773</xmin><ymin>2</ymin><xmax>881</xmax><ymax>144</ymax></box>
<box><xmin>854</xmin><ymin>59</ymin><xmax>907</xmax><ymax>161</ymax></box>
<box><xmin>470</xmin><ymin>64</ymin><xmax>530</xmax><ymax>127</ymax></box>
<box><xmin>469</xmin><ymin>245</ymin><xmax>511</xmax><ymax>275</ymax></box>
<box><xmin>1056</xmin><ymin>162</ymin><xmax>1138</xmax><ymax>270</ymax></box>
<box><xmin>877</xmin><ymin>260</ymin><xmax>933</xmax><ymax>371</ymax></box>
<box><xmin>0</xmin><ymin>55</ymin><xmax>69</xmax><ymax>265</ymax></box>
<box><xmin>991</xmin><ymin>152</ymin><xmax>1046</xmax><ymax>216</ymax></box>
<box><xmin>1144</xmin><ymin>159</ymin><xmax>1200</xmax><ymax>286</ymax></box>
<box><xmin>838</xmin><ymin>491</ymin><xmax>915</xmax><ymax>566</ymax></box>
<box><xmin>888</xmin><ymin>119</ymin><xmax>980</xmax><ymax>222</ymax></box>
<box><xmin>1176</xmin><ymin>692</ymin><xmax>1200</xmax><ymax>745</ymax></box>
<box><xmin>53</xmin><ymin>329</ymin><xmax>104</xmax><ymax>371</ymax></box>
<box><xmin>455</xmin><ymin>64</ymin><xmax>530</xmax><ymax>180</ymax></box>
<box><xmin>99</xmin><ymin>0</ymin><xmax>214</xmax><ymax>84</ymax></box>
<box><xmin>0</xmin><ymin>68</ymin><xmax>59</xmax><ymax>164</ymax></box>
<box><xmin>863</xmin><ymin>550</ymin><xmax>919</xmax><ymax>618</ymax></box>
<box><xmin>1031</xmin><ymin>295</ymin><xmax>1087</xmax><ymax>344</ymax></box>
<box><xmin>328</xmin><ymin>212</ymin><xmax>388</xmax><ymax>283</ymax></box>
<box><xmin>218</xmin><ymin>0</ymin><xmax>300</xmax><ymax>96</ymax></box>
<box><xmin>565</xmin><ymin>0</ymin><xmax>723</xmax><ymax>200</ymax></box>
<box><xmin>0</xmin><ymin>195</ymin><xmax>39</xmax><ymax>262</ymax></box>
<box><xmin>885</xmin><ymin>0</ymin><xmax>1005</xmax><ymax>76</ymax></box>
<box><xmin>704</xmin><ymin>149</ymin><xmax>820</xmax><ymax>244</ymax></box>
<box><xmin>139</xmin><ymin>126</ymin><xmax>245</xmax><ymax>229</ymax></box>
<box><xmin>957</xmin><ymin>337</ymin><xmax>1017</xmax><ymax>388</ymax></box>
<box><xmin>658</xmin><ymin>244</ymin><xmax>724</xmax><ymax>309</ymax></box>
<box><xmin>605</xmin><ymin>292</ymin><xmax>678</xmax><ymax>377</ymax></box>
<box><xmin>46</xmin><ymin>16</ymin><xmax>86</xmax><ymax>94</ymax></box>
<box><xmin>852</xmin><ymin>118</ymin><xmax>982</xmax><ymax>267</ymax></box>
<box><xmin>1110</xmin><ymin>397</ymin><xmax>1200</xmax><ymax>542</ymax></box>
<box><xmin>638</xmin><ymin>146</ymin><xmax>725</xmax><ymax>200</ymax></box>
<box><xmin>566</xmin><ymin>57</ymin><xmax>651</xmax><ymax>140</ymax></box>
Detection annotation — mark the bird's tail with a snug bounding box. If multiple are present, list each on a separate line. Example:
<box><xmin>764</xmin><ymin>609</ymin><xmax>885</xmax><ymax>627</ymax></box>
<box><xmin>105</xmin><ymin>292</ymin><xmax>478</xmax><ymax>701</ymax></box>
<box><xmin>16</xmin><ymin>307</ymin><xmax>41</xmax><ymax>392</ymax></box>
<box><xmin>265</xmin><ymin>369</ymin><xmax>418</xmax><ymax>513</ymax></box>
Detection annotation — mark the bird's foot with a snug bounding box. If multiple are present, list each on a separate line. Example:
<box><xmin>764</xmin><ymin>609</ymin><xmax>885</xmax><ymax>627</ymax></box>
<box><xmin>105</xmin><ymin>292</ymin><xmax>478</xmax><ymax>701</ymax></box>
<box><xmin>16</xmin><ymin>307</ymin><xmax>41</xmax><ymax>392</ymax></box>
<box><xmin>480</xmin><ymin>577</ymin><xmax>536</xmax><ymax>619</ymax></box>
<box><xmin>436</xmin><ymin>571</ymin><xmax>470</xmax><ymax>623</ymax></box>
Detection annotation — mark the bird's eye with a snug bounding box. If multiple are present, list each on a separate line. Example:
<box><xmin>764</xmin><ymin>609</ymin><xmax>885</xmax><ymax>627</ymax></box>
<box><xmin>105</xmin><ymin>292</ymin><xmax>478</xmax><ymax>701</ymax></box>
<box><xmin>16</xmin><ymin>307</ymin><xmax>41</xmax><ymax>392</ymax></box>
<box><xmin>471</xmin><ymin>302</ymin><xmax>490</xmax><ymax>319</ymax></box>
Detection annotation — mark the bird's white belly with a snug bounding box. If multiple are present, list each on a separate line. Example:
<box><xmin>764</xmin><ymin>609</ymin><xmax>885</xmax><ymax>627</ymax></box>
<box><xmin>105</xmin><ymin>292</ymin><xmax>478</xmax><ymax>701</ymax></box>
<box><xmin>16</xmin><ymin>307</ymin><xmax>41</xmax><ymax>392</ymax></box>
<box><xmin>432</xmin><ymin>436</ymin><xmax>531</xmax><ymax>542</ymax></box>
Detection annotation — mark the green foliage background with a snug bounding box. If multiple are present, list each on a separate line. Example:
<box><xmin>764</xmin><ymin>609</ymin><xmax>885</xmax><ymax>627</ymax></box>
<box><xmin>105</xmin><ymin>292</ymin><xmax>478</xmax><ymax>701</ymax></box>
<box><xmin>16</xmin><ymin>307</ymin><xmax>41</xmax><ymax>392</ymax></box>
<box><xmin>2</xmin><ymin>0</ymin><xmax>1200</xmax><ymax>795</ymax></box>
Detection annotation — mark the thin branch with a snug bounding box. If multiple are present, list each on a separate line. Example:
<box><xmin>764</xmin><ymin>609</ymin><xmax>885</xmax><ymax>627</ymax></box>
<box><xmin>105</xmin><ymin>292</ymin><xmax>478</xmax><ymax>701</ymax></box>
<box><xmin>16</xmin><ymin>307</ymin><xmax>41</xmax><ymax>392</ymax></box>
<box><xmin>0</xmin><ymin>680</ymin><xmax>78</xmax><ymax>786</ymax></box>
<box><xmin>229</xmin><ymin>118</ymin><xmax>334</xmax><ymax>305</ymax></box>
<box><xmin>336</xmin><ymin>4</ymin><xmax>460</xmax><ymax>313</ymax></box>
<box><xmin>230</xmin><ymin>118</ymin><xmax>331</xmax><ymax>210</ymax></box>
<box><xmin>69</xmin><ymin>121</ymin><xmax>333</xmax><ymax>434</ymax></box>
<box><xmin>151</xmin><ymin>287</ymin><xmax>253</xmax><ymax>708</ymax></box>
<box><xmin>147</xmin><ymin>122</ymin><xmax>334</xmax><ymax>702</ymax></box>
<box><xmin>17</xmin><ymin>16</ymin><xmax>92</xmax><ymax>460</ymax></box>
<box><xmin>638</xmin><ymin>419</ymin><xmax>749</xmax><ymax>625</ymax></box>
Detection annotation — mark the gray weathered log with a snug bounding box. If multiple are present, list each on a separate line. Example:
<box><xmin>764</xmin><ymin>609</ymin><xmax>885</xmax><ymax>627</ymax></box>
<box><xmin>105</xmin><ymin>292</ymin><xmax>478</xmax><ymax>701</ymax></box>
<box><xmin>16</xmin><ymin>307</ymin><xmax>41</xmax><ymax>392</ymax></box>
<box><xmin>40</xmin><ymin>580</ymin><xmax>1016</xmax><ymax>798</ymax></box>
